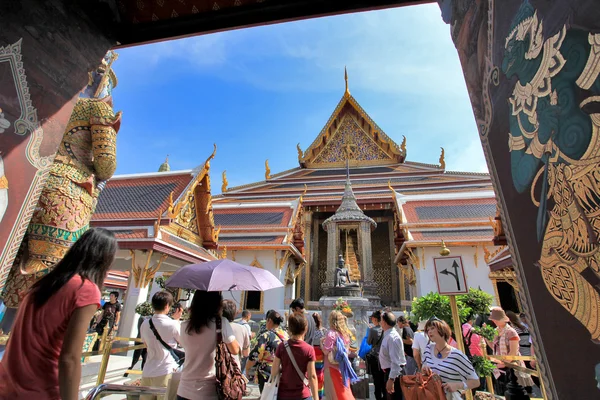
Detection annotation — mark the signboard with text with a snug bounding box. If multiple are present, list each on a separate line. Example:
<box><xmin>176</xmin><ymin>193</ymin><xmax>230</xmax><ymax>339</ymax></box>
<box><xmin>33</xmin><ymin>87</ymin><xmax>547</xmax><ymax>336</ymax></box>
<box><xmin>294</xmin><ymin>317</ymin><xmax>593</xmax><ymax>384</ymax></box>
<box><xmin>433</xmin><ymin>256</ymin><xmax>469</xmax><ymax>295</ymax></box>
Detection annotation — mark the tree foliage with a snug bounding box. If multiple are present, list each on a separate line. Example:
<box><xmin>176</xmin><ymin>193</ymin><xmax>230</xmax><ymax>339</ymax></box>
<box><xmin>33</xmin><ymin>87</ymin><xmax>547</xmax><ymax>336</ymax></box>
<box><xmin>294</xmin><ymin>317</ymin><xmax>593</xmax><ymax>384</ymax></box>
<box><xmin>411</xmin><ymin>288</ymin><xmax>493</xmax><ymax>327</ymax></box>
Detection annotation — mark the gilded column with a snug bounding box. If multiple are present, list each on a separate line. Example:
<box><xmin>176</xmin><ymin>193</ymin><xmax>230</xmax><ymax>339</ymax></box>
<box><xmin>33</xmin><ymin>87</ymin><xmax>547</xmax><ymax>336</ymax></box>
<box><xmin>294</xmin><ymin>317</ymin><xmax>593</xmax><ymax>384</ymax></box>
<box><xmin>322</xmin><ymin>222</ymin><xmax>338</xmax><ymax>294</ymax></box>
<box><xmin>360</xmin><ymin>221</ymin><xmax>376</xmax><ymax>295</ymax></box>
<box><xmin>303</xmin><ymin>211</ymin><xmax>313</xmax><ymax>301</ymax></box>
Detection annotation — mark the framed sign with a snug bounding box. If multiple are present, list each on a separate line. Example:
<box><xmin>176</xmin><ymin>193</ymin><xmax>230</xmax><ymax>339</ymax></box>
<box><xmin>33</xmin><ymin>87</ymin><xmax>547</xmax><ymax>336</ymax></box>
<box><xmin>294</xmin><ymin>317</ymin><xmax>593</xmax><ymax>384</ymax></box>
<box><xmin>433</xmin><ymin>256</ymin><xmax>469</xmax><ymax>295</ymax></box>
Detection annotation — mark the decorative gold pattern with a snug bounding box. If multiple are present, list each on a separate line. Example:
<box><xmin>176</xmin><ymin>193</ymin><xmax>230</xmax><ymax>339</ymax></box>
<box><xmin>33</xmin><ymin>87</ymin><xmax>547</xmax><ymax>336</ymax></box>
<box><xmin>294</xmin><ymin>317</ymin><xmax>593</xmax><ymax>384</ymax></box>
<box><xmin>3</xmin><ymin>69</ymin><xmax>122</xmax><ymax>306</ymax></box>
<box><xmin>250</xmin><ymin>255</ymin><xmax>264</xmax><ymax>269</ymax></box>
<box><xmin>313</xmin><ymin>116</ymin><xmax>389</xmax><ymax>165</ymax></box>
<box><xmin>220</xmin><ymin>246</ymin><xmax>227</xmax><ymax>259</ymax></box>
<box><xmin>483</xmin><ymin>245</ymin><xmax>507</xmax><ymax>264</ymax></box>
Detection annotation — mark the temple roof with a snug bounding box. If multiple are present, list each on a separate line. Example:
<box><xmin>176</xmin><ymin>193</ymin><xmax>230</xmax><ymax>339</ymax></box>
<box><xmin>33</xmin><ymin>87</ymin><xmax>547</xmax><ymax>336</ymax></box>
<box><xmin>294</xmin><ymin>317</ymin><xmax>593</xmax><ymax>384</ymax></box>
<box><xmin>94</xmin><ymin>170</ymin><xmax>194</xmax><ymax>220</ymax></box>
<box><xmin>91</xmin><ymin>148</ymin><xmax>221</xmax><ymax>263</ymax></box>
<box><xmin>298</xmin><ymin>91</ymin><xmax>406</xmax><ymax>168</ymax></box>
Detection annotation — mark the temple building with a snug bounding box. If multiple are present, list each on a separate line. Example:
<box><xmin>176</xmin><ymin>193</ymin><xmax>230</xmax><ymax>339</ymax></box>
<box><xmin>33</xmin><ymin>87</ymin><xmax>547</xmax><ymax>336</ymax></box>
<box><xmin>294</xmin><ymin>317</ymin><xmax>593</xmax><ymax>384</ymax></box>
<box><xmin>89</xmin><ymin>76</ymin><xmax>506</xmax><ymax>324</ymax></box>
<box><xmin>215</xmin><ymin>77</ymin><xmax>504</xmax><ymax>313</ymax></box>
<box><xmin>89</xmin><ymin>149</ymin><xmax>220</xmax><ymax>338</ymax></box>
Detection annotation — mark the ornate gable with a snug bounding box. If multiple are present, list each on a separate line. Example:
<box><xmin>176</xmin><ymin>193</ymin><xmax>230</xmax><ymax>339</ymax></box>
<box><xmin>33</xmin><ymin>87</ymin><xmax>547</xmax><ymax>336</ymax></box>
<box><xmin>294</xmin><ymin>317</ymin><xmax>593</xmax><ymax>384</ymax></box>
<box><xmin>300</xmin><ymin>93</ymin><xmax>406</xmax><ymax>168</ymax></box>
<box><xmin>164</xmin><ymin>144</ymin><xmax>220</xmax><ymax>249</ymax></box>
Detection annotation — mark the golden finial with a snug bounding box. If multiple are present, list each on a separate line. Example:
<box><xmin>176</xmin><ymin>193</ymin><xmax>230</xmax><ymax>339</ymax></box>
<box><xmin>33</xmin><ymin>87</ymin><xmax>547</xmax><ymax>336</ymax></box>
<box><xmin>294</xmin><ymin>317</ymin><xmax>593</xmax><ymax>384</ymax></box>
<box><xmin>387</xmin><ymin>179</ymin><xmax>395</xmax><ymax>194</ymax></box>
<box><xmin>344</xmin><ymin>66</ymin><xmax>350</xmax><ymax>96</ymax></box>
<box><xmin>221</xmin><ymin>170</ymin><xmax>228</xmax><ymax>193</ymax></box>
<box><xmin>297</xmin><ymin>143</ymin><xmax>304</xmax><ymax>163</ymax></box>
<box><xmin>220</xmin><ymin>246</ymin><xmax>227</xmax><ymax>260</ymax></box>
<box><xmin>265</xmin><ymin>159</ymin><xmax>271</xmax><ymax>180</ymax></box>
<box><xmin>204</xmin><ymin>143</ymin><xmax>217</xmax><ymax>170</ymax></box>
<box><xmin>401</xmin><ymin>136</ymin><xmax>407</xmax><ymax>155</ymax></box>
<box><xmin>439</xmin><ymin>147</ymin><xmax>446</xmax><ymax>170</ymax></box>
<box><xmin>300</xmin><ymin>184</ymin><xmax>308</xmax><ymax>200</ymax></box>
<box><xmin>440</xmin><ymin>240</ymin><xmax>450</xmax><ymax>256</ymax></box>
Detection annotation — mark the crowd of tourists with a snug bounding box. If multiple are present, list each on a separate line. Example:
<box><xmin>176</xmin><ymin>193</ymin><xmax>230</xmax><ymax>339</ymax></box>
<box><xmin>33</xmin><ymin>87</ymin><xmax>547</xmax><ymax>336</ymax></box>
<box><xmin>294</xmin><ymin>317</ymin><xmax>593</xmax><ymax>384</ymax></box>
<box><xmin>0</xmin><ymin>227</ymin><xmax>539</xmax><ymax>400</ymax></box>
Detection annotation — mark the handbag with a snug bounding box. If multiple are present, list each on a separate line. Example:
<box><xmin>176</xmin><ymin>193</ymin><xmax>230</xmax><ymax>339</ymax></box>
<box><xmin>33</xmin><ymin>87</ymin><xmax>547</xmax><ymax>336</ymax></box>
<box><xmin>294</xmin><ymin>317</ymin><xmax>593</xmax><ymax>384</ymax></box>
<box><xmin>400</xmin><ymin>372</ymin><xmax>446</xmax><ymax>400</ymax></box>
<box><xmin>358</xmin><ymin>328</ymin><xmax>372</xmax><ymax>360</ymax></box>
<box><xmin>215</xmin><ymin>317</ymin><xmax>247</xmax><ymax>400</ymax></box>
<box><xmin>260</xmin><ymin>373</ymin><xmax>281</xmax><ymax>400</ymax></box>
<box><xmin>284</xmin><ymin>341</ymin><xmax>309</xmax><ymax>386</ymax></box>
<box><xmin>148</xmin><ymin>318</ymin><xmax>185</xmax><ymax>367</ymax></box>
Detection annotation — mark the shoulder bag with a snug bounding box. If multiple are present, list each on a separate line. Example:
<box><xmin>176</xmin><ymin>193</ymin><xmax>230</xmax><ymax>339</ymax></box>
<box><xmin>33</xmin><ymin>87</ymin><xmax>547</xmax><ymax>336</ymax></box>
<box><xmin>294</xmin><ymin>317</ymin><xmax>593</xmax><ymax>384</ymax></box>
<box><xmin>400</xmin><ymin>372</ymin><xmax>446</xmax><ymax>400</ymax></box>
<box><xmin>284</xmin><ymin>341</ymin><xmax>309</xmax><ymax>386</ymax></box>
<box><xmin>215</xmin><ymin>317</ymin><xmax>247</xmax><ymax>400</ymax></box>
<box><xmin>148</xmin><ymin>318</ymin><xmax>185</xmax><ymax>367</ymax></box>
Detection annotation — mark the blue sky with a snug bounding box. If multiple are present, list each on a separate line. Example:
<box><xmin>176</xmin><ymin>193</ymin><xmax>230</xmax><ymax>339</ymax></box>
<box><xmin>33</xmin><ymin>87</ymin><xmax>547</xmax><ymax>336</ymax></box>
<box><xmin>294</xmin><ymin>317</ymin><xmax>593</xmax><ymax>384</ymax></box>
<box><xmin>112</xmin><ymin>3</ymin><xmax>487</xmax><ymax>191</ymax></box>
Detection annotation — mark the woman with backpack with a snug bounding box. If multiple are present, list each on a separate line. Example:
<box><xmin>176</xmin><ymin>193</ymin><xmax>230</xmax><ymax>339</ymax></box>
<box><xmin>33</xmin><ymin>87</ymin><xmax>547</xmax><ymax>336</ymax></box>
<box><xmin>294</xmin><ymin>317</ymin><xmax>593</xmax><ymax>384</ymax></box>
<box><xmin>175</xmin><ymin>291</ymin><xmax>240</xmax><ymax>400</ymax></box>
<box><xmin>270</xmin><ymin>313</ymin><xmax>319</xmax><ymax>399</ymax></box>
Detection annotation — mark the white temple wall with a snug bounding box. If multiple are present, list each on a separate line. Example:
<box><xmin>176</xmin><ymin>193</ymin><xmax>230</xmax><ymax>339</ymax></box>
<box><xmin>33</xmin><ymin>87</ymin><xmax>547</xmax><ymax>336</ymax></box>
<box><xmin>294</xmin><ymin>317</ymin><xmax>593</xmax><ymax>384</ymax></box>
<box><xmin>414</xmin><ymin>245</ymin><xmax>498</xmax><ymax>304</ymax></box>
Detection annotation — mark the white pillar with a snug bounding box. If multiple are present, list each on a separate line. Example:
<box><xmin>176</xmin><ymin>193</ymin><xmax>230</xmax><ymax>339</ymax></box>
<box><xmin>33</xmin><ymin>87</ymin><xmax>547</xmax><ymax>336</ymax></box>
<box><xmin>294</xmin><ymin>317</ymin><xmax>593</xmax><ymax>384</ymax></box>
<box><xmin>149</xmin><ymin>272</ymin><xmax>163</xmax><ymax>299</ymax></box>
<box><xmin>118</xmin><ymin>251</ymin><xmax>153</xmax><ymax>340</ymax></box>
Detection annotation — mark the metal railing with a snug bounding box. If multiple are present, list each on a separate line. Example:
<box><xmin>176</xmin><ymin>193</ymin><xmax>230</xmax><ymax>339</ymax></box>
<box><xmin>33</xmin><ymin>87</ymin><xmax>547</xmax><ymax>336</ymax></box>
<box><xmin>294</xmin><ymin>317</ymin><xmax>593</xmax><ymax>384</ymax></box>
<box><xmin>479</xmin><ymin>340</ymin><xmax>547</xmax><ymax>399</ymax></box>
<box><xmin>80</xmin><ymin>325</ymin><xmax>147</xmax><ymax>385</ymax></box>
<box><xmin>85</xmin><ymin>384</ymin><xmax>166</xmax><ymax>399</ymax></box>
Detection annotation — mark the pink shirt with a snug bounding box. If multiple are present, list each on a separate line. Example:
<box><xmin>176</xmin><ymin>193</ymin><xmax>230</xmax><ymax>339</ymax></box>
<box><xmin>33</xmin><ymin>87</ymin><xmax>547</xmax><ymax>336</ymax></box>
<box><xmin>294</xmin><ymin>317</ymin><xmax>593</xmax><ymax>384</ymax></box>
<box><xmin>0</xmin><ymin>275</ymin><xmax>101</xmax><ymax>400</ymax></box>
<box><xmin>462</xmin><ymin>323</ymin><xmax>483</xmax><ymax>357</ymax></box>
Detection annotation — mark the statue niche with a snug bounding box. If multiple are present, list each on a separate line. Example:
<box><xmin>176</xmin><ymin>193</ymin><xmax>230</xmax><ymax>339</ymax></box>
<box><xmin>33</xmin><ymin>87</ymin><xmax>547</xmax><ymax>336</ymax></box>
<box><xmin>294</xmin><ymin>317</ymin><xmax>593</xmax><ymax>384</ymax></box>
<box><xmin>2</xmin><ymin>51</ymin><xmax>121</xmax><ymax>308</ymax></box>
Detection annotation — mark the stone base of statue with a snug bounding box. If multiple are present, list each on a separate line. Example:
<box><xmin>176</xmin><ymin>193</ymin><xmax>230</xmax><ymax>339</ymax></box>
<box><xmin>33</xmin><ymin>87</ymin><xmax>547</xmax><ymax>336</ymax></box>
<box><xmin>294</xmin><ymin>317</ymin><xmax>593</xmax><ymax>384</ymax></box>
<box><xmin>318</xmin><ymin>295</ymin><xmax>372</xmax><ymax>344</ymax></box>
<box><xmin>328</xmin><ymin>285</ymin><xmax>362</xmax><ymax>297</ymax></box>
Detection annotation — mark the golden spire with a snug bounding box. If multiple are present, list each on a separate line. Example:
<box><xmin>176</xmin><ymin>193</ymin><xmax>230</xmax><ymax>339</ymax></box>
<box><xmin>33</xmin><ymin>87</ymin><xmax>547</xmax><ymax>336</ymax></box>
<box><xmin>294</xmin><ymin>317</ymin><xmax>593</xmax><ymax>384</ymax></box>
<box><xmin>439</xmin><ymin>147</ymin><xmax>446</xmax><ymax>170</ymax></box>
<box><xmin>221</xmin><ymin>170</ymin><xmax>228</xmax><ymax>193</ymax></box>
<box><xmin>401</xmin><ymin>136</ymin><xmax>407</xmax><ymax>155</ymax></box>
<box><xmin>265</xmin><ymin>159</ymin><xmax>271</xmax><ymax>180</ymax></box>
<box><xmin>158</xmin><ymin>155</ymin><xmax>170</xmax><ymax>172</ymax></box>
<box><xmin>344</xmin><ymin>66</ymin><xmax>350</xmax><ymax>96</ymax></box>
<box><xmin>297</xmin><ymin>143</ymin><xmax>304</xmax><ymax>163</ymax></box>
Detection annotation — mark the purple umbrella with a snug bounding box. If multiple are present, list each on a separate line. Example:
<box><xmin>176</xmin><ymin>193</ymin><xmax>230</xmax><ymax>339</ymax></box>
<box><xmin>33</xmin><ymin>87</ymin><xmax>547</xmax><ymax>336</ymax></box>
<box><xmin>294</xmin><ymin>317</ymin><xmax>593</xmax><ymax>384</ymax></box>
<box><xmin>165</xmin><ymin>259</ymin><xmax>283</xmax><ymax>292</ymax></box>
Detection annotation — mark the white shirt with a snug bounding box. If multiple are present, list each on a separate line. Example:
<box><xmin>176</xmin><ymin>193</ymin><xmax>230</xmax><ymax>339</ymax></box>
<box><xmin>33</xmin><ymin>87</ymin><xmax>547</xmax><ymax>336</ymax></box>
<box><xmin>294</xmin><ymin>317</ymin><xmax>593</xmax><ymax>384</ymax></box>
<box><xmin>177</xmin><ymin>317</ymin><xmax>236</xmax><ymax>399</ymax></box>
<box><xmin>231</xmin><ymin>321</ymin><xmax>250</xmax><ymax>368</ymax></box>
<box><xmin>379</xmin><ymin>327</ymin><xmax>406</xmax><ymax>380</ymax></box>
<box><xmin>412</xmin><ymin>331</ymin><xmax>429</xmax><ymax>354</ymax></box>
<box><xmin>140</xmin><ymin>314</ymin><xmax>181</xmax><ymax>378</ymax></box>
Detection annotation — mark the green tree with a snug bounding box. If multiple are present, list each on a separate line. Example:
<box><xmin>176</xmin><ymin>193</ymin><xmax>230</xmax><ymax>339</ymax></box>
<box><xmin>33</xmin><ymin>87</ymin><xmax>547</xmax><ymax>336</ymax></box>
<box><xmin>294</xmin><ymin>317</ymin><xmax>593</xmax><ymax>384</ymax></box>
<box><xmin>411</xmin><ymin>288</ymin><xmax>492</xmax><ymax>327</ymax></box>
<box><xmin>457</xmin><ymin>288</ymin><xmax>494</xmax><ymax>319</ymax></box>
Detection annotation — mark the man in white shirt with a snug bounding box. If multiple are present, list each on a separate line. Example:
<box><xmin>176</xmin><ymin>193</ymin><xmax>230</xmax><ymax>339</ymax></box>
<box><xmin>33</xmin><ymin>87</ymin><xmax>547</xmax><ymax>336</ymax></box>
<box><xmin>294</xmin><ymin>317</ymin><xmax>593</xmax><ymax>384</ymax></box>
<box><xmin>222</xmin><ymin>300</ymin><xmax>250</xmax><ymax>370</ymax></box>
<box><xmin>412</xmin><ymin>320</ymin><xmax>429</xmax><ymax>371</ymax></box>
<box><xmin>140</xmin><ymin>291</ymin><xmax>181</xmax><ymax>400</ymax></box>
<box><xmin>379</xmin><ymin>311</ymin><xmax>406</xmax><ymax>400</ymax></box>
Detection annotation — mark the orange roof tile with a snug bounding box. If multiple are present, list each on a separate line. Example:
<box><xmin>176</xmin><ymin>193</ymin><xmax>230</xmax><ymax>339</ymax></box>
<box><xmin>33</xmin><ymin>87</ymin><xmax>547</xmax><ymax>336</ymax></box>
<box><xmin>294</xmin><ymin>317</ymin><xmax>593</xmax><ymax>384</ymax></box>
<box><xmin>403</xmin><ymin>198</ymin><xmax>496</xmax><ymax>224</ymax></box>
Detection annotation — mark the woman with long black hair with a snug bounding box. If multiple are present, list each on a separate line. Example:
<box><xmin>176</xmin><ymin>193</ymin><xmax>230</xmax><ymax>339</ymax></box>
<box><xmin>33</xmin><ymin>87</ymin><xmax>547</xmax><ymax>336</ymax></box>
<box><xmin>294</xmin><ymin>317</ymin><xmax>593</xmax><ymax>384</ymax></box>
<box><xmin>176</xmin><ymin>291</ymin><xmax>240</xmax><ymax>400</ymax></box>
<box><xmin>0</xmin><ymin>228</ymin><xmax>118</xmax><ymax>400</ymax></box>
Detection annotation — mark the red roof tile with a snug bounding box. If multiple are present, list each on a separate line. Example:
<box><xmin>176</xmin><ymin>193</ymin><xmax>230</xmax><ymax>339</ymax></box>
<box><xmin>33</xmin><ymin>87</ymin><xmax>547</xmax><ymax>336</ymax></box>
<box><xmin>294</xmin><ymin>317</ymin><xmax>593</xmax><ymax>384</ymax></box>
<box><xmin>403</xmin><ymin>198</ymin><xmax>496</xmax><ymax>224</ymax></box>
<box><xmin>214</xmin><ymin>207</ymin><xmax>293</xmax><ymax>228</ymax></box>
<box><xmin>218</xmin><ymin>235</ymin><xmax>286</xmax><ymax>246</ymax></box>
<box><xmin>112</xmin><ymin>229</ymin><xmax>149</xmax><ymax>239</ymax></box>
<box><xmin>411</xmin><ymin>228</ymin><xmax>494</xmax><ymax>241</ymax></box>
<box><xmin>93</xmin><ymin>172</ymin><xmax>193</xmax><ymax>220</ymax></box>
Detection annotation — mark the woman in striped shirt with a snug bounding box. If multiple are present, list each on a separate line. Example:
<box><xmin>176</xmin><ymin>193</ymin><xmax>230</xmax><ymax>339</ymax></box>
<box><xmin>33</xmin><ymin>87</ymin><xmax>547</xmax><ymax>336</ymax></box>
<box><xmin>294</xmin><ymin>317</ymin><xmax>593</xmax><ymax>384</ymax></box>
<box><xmin>421</xmin><ymin>318</ymin><xmax>479</xmax><ymax>399</ymax></box>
